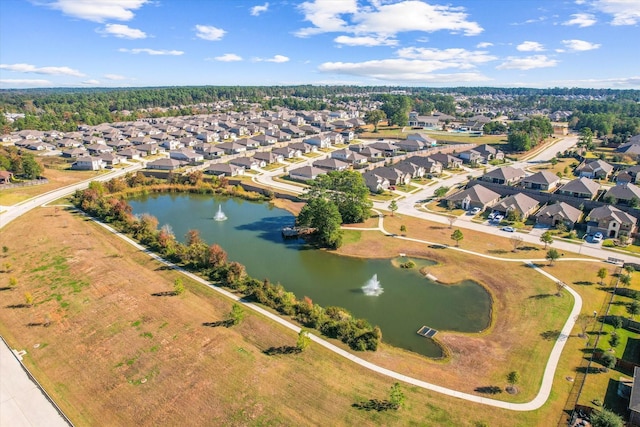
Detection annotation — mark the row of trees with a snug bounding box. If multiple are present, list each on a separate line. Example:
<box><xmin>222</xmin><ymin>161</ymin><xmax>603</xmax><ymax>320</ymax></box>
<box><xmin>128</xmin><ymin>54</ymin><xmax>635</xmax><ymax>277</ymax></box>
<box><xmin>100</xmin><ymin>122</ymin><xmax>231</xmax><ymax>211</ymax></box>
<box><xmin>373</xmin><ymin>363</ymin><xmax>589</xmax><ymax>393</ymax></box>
<box><xmin>72</xmin><ymin>177</ymin><xmax>381</xmax><ymax>351</ymax></box>
<box><xmin>507</xmin><ymin>116</ymin><xmax>554</xmax><ymax>151</ymax></box>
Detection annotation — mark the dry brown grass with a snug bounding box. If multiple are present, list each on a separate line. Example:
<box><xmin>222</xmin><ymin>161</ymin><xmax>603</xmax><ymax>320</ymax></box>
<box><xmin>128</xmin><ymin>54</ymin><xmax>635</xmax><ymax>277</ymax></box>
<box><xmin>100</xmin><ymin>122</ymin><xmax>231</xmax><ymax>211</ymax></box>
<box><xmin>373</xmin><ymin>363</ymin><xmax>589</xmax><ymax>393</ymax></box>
<box><xmin>0</xmin><ymin>206</ymin><xmax>606</xmax><ymax>426</ymax></box>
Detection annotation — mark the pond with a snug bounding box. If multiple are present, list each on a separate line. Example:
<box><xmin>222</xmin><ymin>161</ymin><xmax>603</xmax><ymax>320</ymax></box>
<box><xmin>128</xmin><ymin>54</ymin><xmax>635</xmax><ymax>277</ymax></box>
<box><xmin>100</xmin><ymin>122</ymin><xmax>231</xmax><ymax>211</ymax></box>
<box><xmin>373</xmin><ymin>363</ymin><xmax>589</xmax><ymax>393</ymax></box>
<box><xmin>129</xmin><ymin>193</ymin><xmax>492</xmax><ymax>358</ymax></box>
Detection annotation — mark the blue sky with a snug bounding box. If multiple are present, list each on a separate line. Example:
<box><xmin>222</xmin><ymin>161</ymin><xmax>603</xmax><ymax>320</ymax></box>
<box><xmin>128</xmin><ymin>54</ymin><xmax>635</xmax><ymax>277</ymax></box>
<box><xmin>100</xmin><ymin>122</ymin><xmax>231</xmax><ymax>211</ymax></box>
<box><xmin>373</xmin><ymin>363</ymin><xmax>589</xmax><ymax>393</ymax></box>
<box><xmin>0</xmin><ymin>0</ymin><xmax>639</xmax><ymax>89</ymax></box>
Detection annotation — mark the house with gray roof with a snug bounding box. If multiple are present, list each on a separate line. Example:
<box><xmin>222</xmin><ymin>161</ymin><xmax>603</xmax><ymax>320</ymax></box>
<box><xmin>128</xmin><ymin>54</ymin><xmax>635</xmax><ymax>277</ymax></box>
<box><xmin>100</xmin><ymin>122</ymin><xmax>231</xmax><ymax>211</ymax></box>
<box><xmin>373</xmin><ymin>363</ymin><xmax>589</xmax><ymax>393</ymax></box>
<box><xmin>480</xmin><ymin>166</ymin><xmax>526</xmax><ymax>185</ymax></box>
<box><xmin>312</xmin><ymin>158</ymin><xmax>349</xmax><ymax>171</ymax></box>
<box><xmin>428</xmin><ymin>153</ymin><xmax>462</xmax><ymax>169</ymax></box>
<box><xmin>522</xmin><ymin>170</ymin><xmax>561</xmax><ymax>191</ymax></box>
<box><xmin>445</xmin><ymin>184</ymin><xmax>501</xmax><ymax>210</ymax></box>
<box><xmin>362</xmin><ymin>170</ymin><xmax>390</xmax><ymax>193</ymax></box>
<box><xmin>146</xmin><ymin>158</ymin><xmax>182</xmax><ymax>171</ymax></box>
<box><xmin>288</xmin><ymin>165</ymin><xmax>327</xmax><ymax>181</ymax></box>
<box><xmin>205</xmin><ymin>163</ymin><xmax>244</xmax><ymax>178</ymax></box>
<box><xmin>603</xmin><ymin>183</ymin><xmax>640</xmax><ymax>206</ymax></box>
<box><xmin>230</xmin><ymin>156</ymin><xmax>265</xmax><ymax>170</ymax></box>
<box><xmin>586</xmin><ymin>205</ymin><xmax>637</xmax><ymax>239</ymax></box>
<box><xmin>491</xmin><ymin>193</ymin><xmax>540</xmax><ymax>220</ymax></box>
<box><xmin>576</xmin><ymin>159</ymin><xmax>614</xmax><ymax>180</ymax></box>
<box><xmin>557</xmin><ymin>177</ymin><xmax>601</xmax><ymax>199</ymax></box>
<box><xmin>535</xmin><ymin>202</ymin><xmax>582</xmax><ymax>229</ymax></box>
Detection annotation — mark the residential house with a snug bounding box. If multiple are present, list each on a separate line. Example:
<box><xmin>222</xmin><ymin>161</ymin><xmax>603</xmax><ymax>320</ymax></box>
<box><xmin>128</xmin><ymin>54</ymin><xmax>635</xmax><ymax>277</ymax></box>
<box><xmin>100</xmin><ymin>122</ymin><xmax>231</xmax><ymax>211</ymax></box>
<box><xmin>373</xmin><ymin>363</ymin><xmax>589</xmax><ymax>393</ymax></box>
<box><xmin>117</xmin><ymin>148</ymin><xmax>143</xmax><ymax>160</ymax></box>
<box><xmin>85</xmin><ymin>143</ymin><xmax>114</xmax><ymax>155</ymax></box>
<box><xmin>230</xmin><ymin>156</ymin><xmax>265</xmax><ymax>170</ymax></box>
<box><xmin>405</xmin><ymin>133</ymin><xmax>437</xmax><ymax>147</ymax></box>
<box><xmin>331</xmin><ymin>149</ymin><xmax>368</xmax><ymax>167</ymax></box>
<box><xmin>522</xmin><ymin>170</ymin><xmax>561</xmax><ymax>191</ymax></box>
<box><xmin>304</xmin><ymin>134</ymin><xmax>332</xmax><ymax>149</ymax></box>
<box><xmin>205</xmin><ymin>163</ymin><xmax>244</xmax><ymax>178</ymax></box>
<box><xmin>326</xmin><ymin>132</ymin><xmax>344</xmax><ymax>145</ymax></box>
<box><xmin>404</xmin><ymin>156</ymin><xmax>443</xmax><ymax>175</ymax></box>
<box><xmin>312</xmin><ymin>158</ymin><xmax>349</xmax><ymax>171</ymax></box>
<box><xmin>576</xmin><ymin>159</ymin><xmax>614</xmax><ymax>180</ymax></box>
<box><xmin>235</xmin><ymin>137</ymin><xmax>261</xmax><ymax>150</ymax></box>
<box><xmin>62</xmin><ymin>147</ymin><xmax>87</xmax><ymax>158</ymax></box>
<box><xmin>428</xmin><ymin>153</ymin><xmax>462</xmax><ymax>169</ymax></box>
<box><xmin>251</xmin><ymin>134</ymin><xmax>277</xmax><ymax>146</ymax></box>
<box><xmin>273</xmin><ymin>146</ymin><xmax>301</xmax><ymax>159</ymax></box>
<box><xmin>557</xmin><ymin>177</ymin><xmax>601</xmax><ymax>199</ymax></box>
<box><xmin>147</xmin><ymin>158</ymin><xmax>182</xmax><ymax>171</ymax></box>
<box><xmin>137</xmin><ymin>143</ymin><xmax>160</xmax><ymax>156</ymax></box>
<box><xmin>475</xmin><ymin>144</ymin><xmax>504</xmax><ymax>162</ymax></box>
<box><xmin>491</xmin><ymin>193</ymin><xmax>540</xmax><ymax>220</ymax></box>
<box><xmin>170</xmin><ymin>149</ymin><xmax>204</xmax><ymax>164</ymax></box>
<box><xmin>535</xmin><ymin>202</ymin><xmax>582</xmax><ymax>229</ymax></box>
<box><xmin>253</xmin><ymin>151</ymin><xmax>283</xmax><ymax>165</ymax></box>
<box><xmin>394</xmin><ymin>161</ymin><xmax>424</xmax><ymax>179</ymax></box>
<box><xmin>458</xmin><ymin>149</ymin><xmax>482</xmax><ymax>164</ymax></box>
<box><xmin>586</xmin><ymin>205</ymin><xmax>637</xmax><ymax>239</ymax></box>
<box><xmin>217</xmin><ymin>142</ymin><xmax>247</xmax><ymax>155</ymax></box>
<box><xmin>71</xmin><ymin>156</ymin><xmax>104</xmax><ymax>171</ymax></box>
<box><xmin>160</xmin><ymin>139</ymin><xmax>183</xmax><ymax>151</ymax></box>
<box><xmin>369</xmin><ymin>141</ymin><xmax>399</xmax><ymax>156</ymax></box>
<box><xmin>99</xmin><ymin>153</ymin><xmax>123</xmax><ymax>167</ymax></box>
<box><xmin>396</xmin><ymin>139</ymin><xmax>427</xmax><ymax>152</ymax></box>
<box><xmin>289</xmin><ymin>165</ymin><xmax>327</xmax><ymax>181</ymax></box>
<box><xmin>340</xmin><ymin>130</ymin><xmax>355</xmax><ymax>141</ymax></box>
<box><xmin>445</xmin><ymin>184</ymin><xmax>501</xmax><ymax>210</ymax></box>
<box><xmin>362</xmin><ymin>170</ymin><xmax>390</xmax><ymax>193</ymax></box>
<box><xmin>289</xmin><ymin>142</ymin><xmax>317</xmax><ymax>154</ymax></box>
<box><xmin>480</xmin><ymin>166</ymin><xmax>526</xmax><ymax>185</ymax></box>
<box><xmin>603</xmin><ymin>183</ymin><xmax>640</xmax><ymax>205</ymax></box>
<box><xmin>618</xmin><ymin>165</ymin><xmax>640</xmax><ymax>184</ymax></box>
<box><xmin>370</xmin><ymin>167</ymin><xmax>411</xmax><ymax>186</ymax></box>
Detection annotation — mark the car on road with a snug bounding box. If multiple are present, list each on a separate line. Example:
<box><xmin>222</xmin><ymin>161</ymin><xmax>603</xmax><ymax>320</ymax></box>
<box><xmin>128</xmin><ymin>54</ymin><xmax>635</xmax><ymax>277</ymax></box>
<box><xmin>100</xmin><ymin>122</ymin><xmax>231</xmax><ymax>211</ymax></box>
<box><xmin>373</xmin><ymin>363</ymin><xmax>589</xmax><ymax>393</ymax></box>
<box><xmin>501</xmin><ymin>226</ymin><xmax>515</xmax><ymax>232</ymax></box>
<box><xmin>593</xmin><ymin>232</ymin><xmax>604</xmax><ymax>242</ymax></box>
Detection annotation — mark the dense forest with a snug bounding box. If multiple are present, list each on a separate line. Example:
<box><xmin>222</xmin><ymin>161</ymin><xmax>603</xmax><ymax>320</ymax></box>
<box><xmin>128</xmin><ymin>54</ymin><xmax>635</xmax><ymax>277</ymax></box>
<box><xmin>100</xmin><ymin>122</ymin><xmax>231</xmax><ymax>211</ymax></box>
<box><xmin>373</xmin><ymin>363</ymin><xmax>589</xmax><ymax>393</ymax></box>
<box><xmin>1</xmin><ymin>85</ymin><xmax>639</xmax><ymax>138</ymax></box>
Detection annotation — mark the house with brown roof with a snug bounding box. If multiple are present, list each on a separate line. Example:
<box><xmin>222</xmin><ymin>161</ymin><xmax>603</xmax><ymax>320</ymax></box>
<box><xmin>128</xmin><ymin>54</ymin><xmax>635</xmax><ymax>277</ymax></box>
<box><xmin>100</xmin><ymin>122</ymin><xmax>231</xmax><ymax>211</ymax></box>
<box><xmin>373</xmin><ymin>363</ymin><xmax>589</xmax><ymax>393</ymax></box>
<box><xmin>586</xmin><ymin>205</ymin><xmax>637</xmax><ymax>239</ymax></box>
<box><xmin>147</xmin><ymin>158</ymin><xmax>182</xmax><ymax>171</ymax></box>
<box><xmin>445</xmin><ymin>184</ymin><xmax>501</xmax><ymax>211</ymax></box>
<box><xmin>362</xmin><ymin>170</ymin><xmax>390</xmax><ymax>193</ymax></box>
<box><xmin>312</xmin><ymin>158</ymin><xmax>349</xmax><ymax>171</ymax></box>
<box><xmin>535</xmin><ymin>202</ymin><xmax>582</xmax><ymax>229</ymax></box>
<box><xmin>288</xmin><ymin>165</ymin><xmax>327</xmax><ymax>181</ymax></box>
<box><xmin>428</xmin><ymin>153</ymin><xmax>462</xmax><ymax>169</ymax></box>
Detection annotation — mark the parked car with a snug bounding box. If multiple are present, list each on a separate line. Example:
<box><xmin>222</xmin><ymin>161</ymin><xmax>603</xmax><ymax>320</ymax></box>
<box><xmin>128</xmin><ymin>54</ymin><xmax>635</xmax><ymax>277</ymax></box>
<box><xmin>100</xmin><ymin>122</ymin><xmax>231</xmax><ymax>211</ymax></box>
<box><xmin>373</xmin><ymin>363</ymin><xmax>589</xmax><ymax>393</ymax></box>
<box><xmin>470</xmin><ymin>207</ymin><xmax>481</xmax><ymax>215</ymax></box>
<box><xmin>593</xmin><ymin>232</ymin><xmax>603</xmax><ymax>242</ymax></box>
<box><xmin>501</xmin><ymin>226</ymin><xmax>515</xmax><ymax>232</ymax></box>
<box><xmin>488</xmin><ymin>211</ymin><xmax>496</xmax><ymax>220</ymax></box>
<box><xmin>493</xmin><ymin>214</ymin><xmax>504</xmax><ymax>222</ymax></box>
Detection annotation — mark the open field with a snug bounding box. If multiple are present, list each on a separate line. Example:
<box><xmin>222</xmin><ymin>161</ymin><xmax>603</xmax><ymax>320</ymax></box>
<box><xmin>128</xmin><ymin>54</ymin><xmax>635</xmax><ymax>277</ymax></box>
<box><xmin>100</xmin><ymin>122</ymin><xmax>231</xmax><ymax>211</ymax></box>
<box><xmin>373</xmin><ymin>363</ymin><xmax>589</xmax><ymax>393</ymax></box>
<box><xmin>0</xmin><ymin>204</ymin><xmax>624</xmax><ymax>426</ymax></box>
<box><xmin>0</xmin><ymin>157</ymin><xmax>104</xmax><ymax>206</ymax></box>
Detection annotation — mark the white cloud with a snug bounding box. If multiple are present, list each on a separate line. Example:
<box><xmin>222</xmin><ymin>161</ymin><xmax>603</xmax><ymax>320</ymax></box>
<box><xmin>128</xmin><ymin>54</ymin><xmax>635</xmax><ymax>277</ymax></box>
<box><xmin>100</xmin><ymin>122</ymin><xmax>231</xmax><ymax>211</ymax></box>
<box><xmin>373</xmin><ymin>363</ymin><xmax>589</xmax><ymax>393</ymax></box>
<box><xmin>212</xmin><ymin>53</ymin><xmax>243</xmax><ymax>62</ymax></box>
<box><xmin>254</xmin><ymin>55</ymin><xmax>290</xmax><ymax>63</ymax></box>
<box><xmin>318</xmin><ymin>59</ymin><xmax>490</xmax><ymax>82</ymax></box>
<box><xmin>43</xmin><ymin>0</ymin><xmax>149</xmax><ymax>23</ymax></box>
<box><xmin>296</xmin><ymin>0</ymin><xmax>482</xmax><ymax>38</ymax></box>
<box><xmin>334</xmin><ymin>35</ymin><xmax>397</xmax><ymax>47</ymax></box>
<box><xmin>396</xmin><ymin>47</ymin><xmax>497</xmax><ymax>65</ymax></box>
<box><xmin>561</xmin><ymin>39</ymin><xmax>601</xmax><ymax>51</ymax></box>
<box><xmin>104</xmin><ymin>73</ymin><xmax>127</xmax><ymax>80</ymax></box>
<box><xmin>250</xmin><ymin>2</ymin><xmax>269</xmax><ymax>16</ymax></box>
<box><xmin>99</xmin><ymin>23</ymin><xmax>147</xmax><ymax>39</ymax></box>
<box><xmin>0</xmin><ymin>63</ymin><xmax>85</xmax><ymax>77</ymax></box>
<box><xmin>591</xmin><ymin>0</ymin><xmax>640</xmax><ymax>25</ymax></box>
<box><xmin>0</xmin><ymin>79</ymin><xmax>53</xmax><ymax>87</ymax></box>
<box><xmin>118</xmin><ymin>48</ymin><xmax>184</xmax><ymax>56</ymax></box>
<box><xmin>80</xmin><ymin>79</ymin><xmax>101</xmax><ymax>85</ymax></box>
<box><xmin>476</xmin><ymin>42</ymin><xmax>493</xmax><ymax>48</ymax></box>
<box><xmin>563</xmin><ymin>13</ymin><xmax>597</xmax><ymax>27</ymax></box>
<box><xmin>496</xmin><ymin>55</ymin><xmax>558</xmax><ymax>70</ymax></box>
<box><xmin>517</xmin><ymin>41</ymin><xmax>545</xmax><ymax>52</ymax></box>
<box><xmin>194</xmin><ymin>25</ymin><xmax>226</xmax><ymax>41</ymax></box>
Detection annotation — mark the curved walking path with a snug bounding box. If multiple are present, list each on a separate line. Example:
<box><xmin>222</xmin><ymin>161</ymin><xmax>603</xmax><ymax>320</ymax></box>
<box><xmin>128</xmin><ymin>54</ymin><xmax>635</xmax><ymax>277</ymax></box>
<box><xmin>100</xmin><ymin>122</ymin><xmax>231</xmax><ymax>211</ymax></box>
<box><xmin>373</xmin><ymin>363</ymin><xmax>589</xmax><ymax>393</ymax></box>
<box><xmin>83</xmin><ymin>207</ymin><xmax>581</xmax><ymax>411</ymax></box>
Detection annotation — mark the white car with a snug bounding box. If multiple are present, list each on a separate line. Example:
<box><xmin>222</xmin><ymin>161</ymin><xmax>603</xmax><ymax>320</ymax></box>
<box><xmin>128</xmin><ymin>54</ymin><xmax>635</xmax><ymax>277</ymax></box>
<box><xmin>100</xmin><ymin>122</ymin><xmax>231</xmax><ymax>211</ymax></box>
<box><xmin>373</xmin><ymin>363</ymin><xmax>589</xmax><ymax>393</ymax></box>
<box><xmin>470</xmin><ymin>207</ymin><xmax>481</xmax><ymax>215</ymax></box>
<box><xmin>493</xmin><ymin>214</ymin><xmax>504</xmax><ymax>222</ymax></box>
<box><xmin>593</xmin><ymin>232</ymin><xmax>604</xmax><ymax>242</ymax></box>
<box><xmin>501</xmin><ymin>226</ymin><xmax>515</xmax><ymax>232</ymax></box>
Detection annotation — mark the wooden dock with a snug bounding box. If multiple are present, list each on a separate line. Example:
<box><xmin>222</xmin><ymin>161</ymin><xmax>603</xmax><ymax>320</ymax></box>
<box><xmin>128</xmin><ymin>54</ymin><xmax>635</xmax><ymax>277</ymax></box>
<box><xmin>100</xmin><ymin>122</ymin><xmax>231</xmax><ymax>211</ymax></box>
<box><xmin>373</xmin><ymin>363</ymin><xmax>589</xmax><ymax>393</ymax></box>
<box><xmin>417</xmin><ymin>326</ymin><xmax>438</xmax><ymax>338</ymax></box>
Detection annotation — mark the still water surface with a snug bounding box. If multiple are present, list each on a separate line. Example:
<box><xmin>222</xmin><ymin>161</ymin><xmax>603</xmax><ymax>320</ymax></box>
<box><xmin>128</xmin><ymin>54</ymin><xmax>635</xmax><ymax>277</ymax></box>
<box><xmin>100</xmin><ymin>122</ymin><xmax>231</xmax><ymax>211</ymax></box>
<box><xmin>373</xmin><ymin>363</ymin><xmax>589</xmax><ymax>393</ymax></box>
<box><xmin>129</xmin><ymin>194</ymin><xmax>491</xmax><ymax>357</ymax></box>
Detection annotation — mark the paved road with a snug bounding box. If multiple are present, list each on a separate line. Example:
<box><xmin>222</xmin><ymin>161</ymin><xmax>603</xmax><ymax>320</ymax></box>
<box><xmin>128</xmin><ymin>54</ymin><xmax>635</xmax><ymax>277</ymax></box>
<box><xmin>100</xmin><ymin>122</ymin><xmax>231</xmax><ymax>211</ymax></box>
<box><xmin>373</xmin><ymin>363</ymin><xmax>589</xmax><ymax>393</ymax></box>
<box><xmin>0</xmin><ymin>339</ymin><xmax>70</xmax><ymax>427</ymax></box>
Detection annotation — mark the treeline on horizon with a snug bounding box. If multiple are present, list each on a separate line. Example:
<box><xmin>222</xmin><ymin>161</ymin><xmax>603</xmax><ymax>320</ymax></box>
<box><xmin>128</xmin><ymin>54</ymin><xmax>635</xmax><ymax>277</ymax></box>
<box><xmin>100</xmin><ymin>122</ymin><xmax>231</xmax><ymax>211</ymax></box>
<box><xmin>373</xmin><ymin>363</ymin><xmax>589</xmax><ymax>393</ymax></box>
<box><xmin>0</xmin><ymin>85</ymin><xmax>639</xmax><ymax>136</ymax></box>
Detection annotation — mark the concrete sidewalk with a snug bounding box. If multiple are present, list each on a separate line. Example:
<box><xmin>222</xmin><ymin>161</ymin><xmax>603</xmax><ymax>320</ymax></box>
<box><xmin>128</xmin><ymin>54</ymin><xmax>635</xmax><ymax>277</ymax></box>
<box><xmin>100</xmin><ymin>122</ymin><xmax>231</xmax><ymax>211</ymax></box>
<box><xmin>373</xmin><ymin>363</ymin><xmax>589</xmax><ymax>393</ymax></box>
<box><xmin>0</xmin><ymin>338</ymin><xmax>70</xmax><ymax>427</ymax></box>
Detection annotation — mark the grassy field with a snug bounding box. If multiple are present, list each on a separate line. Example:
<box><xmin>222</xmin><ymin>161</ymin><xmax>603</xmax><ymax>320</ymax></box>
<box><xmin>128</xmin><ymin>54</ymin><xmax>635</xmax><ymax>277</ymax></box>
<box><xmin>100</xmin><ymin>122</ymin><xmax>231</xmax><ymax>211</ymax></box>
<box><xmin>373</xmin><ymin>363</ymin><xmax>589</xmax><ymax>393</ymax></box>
<box><xmin>0</xmin><ymin>157</ymin><xmax>104</xmax><ymax>206</ymax></box>
<box><xmin>0</xmin><ymin>205</ymin><xmax>620</xmax><ymax>426</ymax></box>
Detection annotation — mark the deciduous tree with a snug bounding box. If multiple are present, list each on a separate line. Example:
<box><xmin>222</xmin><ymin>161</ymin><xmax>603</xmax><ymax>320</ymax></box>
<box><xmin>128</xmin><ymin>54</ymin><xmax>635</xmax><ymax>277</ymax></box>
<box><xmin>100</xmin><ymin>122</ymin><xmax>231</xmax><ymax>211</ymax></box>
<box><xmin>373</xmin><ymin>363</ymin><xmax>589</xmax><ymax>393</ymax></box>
<box><xmin>451</xmin><ymin>229</ymin><xmax>463</xmax><ymax>247</ymax></box>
